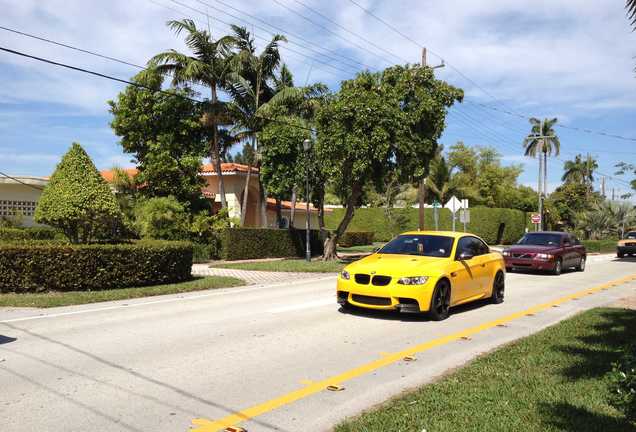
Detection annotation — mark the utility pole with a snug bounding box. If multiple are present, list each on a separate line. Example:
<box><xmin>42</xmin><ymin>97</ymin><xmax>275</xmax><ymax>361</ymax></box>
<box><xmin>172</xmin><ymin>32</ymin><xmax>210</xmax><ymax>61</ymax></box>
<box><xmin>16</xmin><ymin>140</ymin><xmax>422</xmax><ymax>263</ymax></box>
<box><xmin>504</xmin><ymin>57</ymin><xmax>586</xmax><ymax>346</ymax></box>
<box><xmin>612</xmin><ymin>188</ymin><xmax>616</xmax><ymax>201</ymax></box>
<box><xmin>601</xmin><ymin>176</ymin><xmax>606</xmax><ymax>198</ymax></box>
<box><xmin>417</xmin><ymin>47</ymin><xmax>444</xmax><ymax>231</ymax></box>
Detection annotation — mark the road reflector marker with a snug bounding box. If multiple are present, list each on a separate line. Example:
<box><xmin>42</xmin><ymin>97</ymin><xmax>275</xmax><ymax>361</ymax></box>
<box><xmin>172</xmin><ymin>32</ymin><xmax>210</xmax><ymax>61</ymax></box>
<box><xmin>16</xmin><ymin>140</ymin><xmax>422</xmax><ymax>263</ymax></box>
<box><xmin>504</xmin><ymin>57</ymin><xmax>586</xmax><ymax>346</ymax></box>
<box><xmin>223</xmin><ymin>427</ymin><xmax>247</xmax><ymax>432</ymax></box>
<box><xmin>552</xmin><ymin>305</ymin><xmax>559</xmax><ymax>308</ymax></box>
<box><xmin>526</xmin><ymin>313</ymin><xmax>535</xmax><ymax>316</ymax></box>
<box><xmin>496</xmin><ymin>324</ymin><xmax>507</xmax><ymax>327</ymax></box>
<box><xmin>326</xmin><ymin>385</ymin><xmax>345</xmax><ymax>392</ymax></box>
<box><xmin>403</xmin><ymin>355</ymin><xmax>416</xmax><ymax>362</ymax></box>
<box><xmin>461</xmin><ymin>336</ymin><xmax>471</xmax><ymax>340</ymax></box>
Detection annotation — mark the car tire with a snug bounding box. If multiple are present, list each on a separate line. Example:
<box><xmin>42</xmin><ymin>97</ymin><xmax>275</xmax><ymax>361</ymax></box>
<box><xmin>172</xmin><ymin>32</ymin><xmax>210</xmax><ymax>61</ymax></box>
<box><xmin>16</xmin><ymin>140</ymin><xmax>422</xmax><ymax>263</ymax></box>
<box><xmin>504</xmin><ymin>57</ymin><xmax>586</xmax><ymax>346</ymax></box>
<box><xmin>552</xmin><ymin>258</ymin><xmax>563</xmax><ymax>276</ymax></box>
<box><xmin>491</xmin><ymin>271</ymin><xmax>505</xmax><ymax>304</ymax></box>
<box><xmin>618</xmin><ymin>252</ymin><xmax>624</xmax><ymax>258</ymax></box>
<box><xmin>576</xmin><ymin>256</ymin><xmax>586</xmax><ymax>272</ymax></box>
<box><xmin>428</xmin><ymin>279</ymin><xmax>451</xmax><ymax>321</ymax></box>
<box><xmin>506</xmin><ymin>267</ymin><xmax>513</xmax><ymax>273</ymax></box>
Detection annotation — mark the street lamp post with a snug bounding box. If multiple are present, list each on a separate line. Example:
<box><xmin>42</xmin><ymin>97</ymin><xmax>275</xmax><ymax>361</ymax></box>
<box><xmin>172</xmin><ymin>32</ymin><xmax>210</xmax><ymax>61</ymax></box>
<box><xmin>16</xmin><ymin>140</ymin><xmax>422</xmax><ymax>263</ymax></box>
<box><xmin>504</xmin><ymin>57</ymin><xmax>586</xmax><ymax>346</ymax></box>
<box><xmin>303</xmin><ymin>139</ymin><xmax>312</xmax><ymax>262</ymax></box>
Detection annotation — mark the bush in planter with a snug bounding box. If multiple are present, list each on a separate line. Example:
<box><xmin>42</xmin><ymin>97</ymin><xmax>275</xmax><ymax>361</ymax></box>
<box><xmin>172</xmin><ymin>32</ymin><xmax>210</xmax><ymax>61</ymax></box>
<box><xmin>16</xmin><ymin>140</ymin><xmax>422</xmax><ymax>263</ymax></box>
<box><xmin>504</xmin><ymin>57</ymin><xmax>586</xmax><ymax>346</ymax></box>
<box><xmin>221</xmin><ymin>228</ymin><xmax>324</xmax><ymax>260</ymax></box>
<box><xmin>339</xmin><ymin>231</ymin><xmax>374</xmax><ymax>248</ymax></box>
<box><xmin>0</xmin><ymin>240</ymin><xmax>192</xmax><ymax>293</ymax></box>
<box><xmin>0</xmin><ymin>227</ymin><xmax>61</xmax><ymax>241</ymax></box>
<box><xmin>34</xmin><ymin>143</ymin><xmax>123</xmax><ymax>243</ymax></box>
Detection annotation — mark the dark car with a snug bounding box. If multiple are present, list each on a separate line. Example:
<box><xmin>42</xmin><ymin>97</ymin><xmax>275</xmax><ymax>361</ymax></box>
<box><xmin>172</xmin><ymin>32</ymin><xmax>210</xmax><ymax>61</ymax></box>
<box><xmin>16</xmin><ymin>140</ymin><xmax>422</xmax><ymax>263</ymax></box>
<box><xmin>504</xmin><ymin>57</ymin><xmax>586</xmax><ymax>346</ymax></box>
<box><xmin>502</xmin><ymin>231</ymin><xmax>586</xmax><ymax>275</ymax></box>
<box><xmin>617</xmin><ymin>231</ymin><xmax>636</xmax><ymax>257</ymax></box>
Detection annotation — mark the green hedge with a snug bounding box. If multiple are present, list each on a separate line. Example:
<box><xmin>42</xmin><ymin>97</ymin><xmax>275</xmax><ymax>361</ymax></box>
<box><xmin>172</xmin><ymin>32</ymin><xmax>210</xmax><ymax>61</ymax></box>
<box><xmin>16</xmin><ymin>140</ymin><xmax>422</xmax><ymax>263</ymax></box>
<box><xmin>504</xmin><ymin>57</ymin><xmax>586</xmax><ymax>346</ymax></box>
<box><xmin>0</xmin><ymin>240</ymin><xmax>193</xmax><ymax>293</ymax></box>
<box><xmin>0</xmin><ymin>227</ymin><xmax>61</xmax><ymax>241</ymax></box>
<box><xmin>324</xmin><ymin>207</ymin><xmax>527</xmax><ymax>244</ymax></box>
<box><xmin>582</xmin><ymin>240</ymin><xmax>617</xmax><ymax>254</ymax></box>
<box><xmin>339</xmin><ymin>231</ymin><xmax>374</xmax><ymax>248</ymax></box>
<box><xmin>221</xmin><ymin>228</ymin><xmax>324</xmax><ymax>261</ymax></box>
<box><xmin>192</xmin><ymin>241</ymin><xmax>222</xmax><ymax>263</ymax></box>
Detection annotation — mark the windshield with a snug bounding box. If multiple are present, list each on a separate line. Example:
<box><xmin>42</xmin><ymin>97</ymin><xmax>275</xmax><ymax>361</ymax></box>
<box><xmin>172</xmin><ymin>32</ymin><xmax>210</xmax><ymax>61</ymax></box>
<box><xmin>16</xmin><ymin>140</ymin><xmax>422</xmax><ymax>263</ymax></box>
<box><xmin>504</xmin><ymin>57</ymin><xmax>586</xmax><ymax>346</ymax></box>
<box><xmin>626</xmin><ymin>232</ymin><xmax>636</xmax><ymax>239</ymax></box>
<box><xmin>379</xmin><ymin>235</ymin><xmax>454</xmax><ymax>257</ymax></box>
<box><xmin>517</xmin><ymin>233</ymin><xmax>562</xmax><ymax>246</ymax></box>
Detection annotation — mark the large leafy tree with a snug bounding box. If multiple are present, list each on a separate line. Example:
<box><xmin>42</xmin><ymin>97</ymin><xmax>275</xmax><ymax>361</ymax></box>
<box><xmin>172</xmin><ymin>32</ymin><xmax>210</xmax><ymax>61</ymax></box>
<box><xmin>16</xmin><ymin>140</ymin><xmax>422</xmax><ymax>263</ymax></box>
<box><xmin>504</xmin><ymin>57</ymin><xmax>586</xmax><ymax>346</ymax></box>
<box><xmin>108</xmin><ymin>70</ymin><xmax>208</xmax><ymax>207</ymax></box>
<box><xmin>225</xmin><ymin>25</ymin><xmax>286</xmax><ymax>226</ymax></box>
<box><xmin>629</xmin><ymin>0</ymin><xmax>636</xmax><ymax>30</ymax></box>
<box><xmin>35</xmin><ymin>143</ymin><xmax>123</xmax><ymax>243</ymax></box>
<box><xmin>149</xmin><ymin>19</ymin><xmax>235</xmax><ymax>209</ymax></box>
<box><xmin>316</xmin><ymin>66</ymin><xmax>463</xmax><ymax>259</ymax></box>
<box><xmin>523</xmin><ymin>117</ymin><xmax>560</xmax><ymax>201</ymax></box>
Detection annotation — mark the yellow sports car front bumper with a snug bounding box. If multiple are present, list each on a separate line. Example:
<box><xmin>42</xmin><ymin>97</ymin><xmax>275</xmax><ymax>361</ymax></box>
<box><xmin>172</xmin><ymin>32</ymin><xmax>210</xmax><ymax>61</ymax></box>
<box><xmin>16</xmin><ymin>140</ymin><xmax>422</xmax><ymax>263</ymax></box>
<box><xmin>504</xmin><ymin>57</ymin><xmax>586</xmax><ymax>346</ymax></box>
<box><xmin>336</xmin><ymin>275</ymin><xmax>436</xmax><ymax>313</ymax></box>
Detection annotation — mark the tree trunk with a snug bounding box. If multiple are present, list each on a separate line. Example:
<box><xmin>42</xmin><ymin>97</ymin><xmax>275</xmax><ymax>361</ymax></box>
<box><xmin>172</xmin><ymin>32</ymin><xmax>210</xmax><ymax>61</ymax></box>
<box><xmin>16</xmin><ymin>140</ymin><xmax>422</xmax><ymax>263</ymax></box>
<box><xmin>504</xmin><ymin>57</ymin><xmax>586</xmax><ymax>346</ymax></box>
<box><xmin>290</xmin><ymin>187</ymin><xmax>297</xmax><ymax>228</ymax></box>
<box><xmin>418</xmin><ymin>177</ymin><xmax>426</xmax><ymax>230</ymax></box>
<box><xmin>323</xmin><ymin>184</ymin><xmax>361</xmax><ymax>261</ymax></box>
<box><xmin>258</xmin><ymin>175</ymin><xmax>268</xmax><ymax>227</ymax></box>
<box><xmin>210</xmin><ymin>86</ymin><xmax>227</xmax><ymax>209</ymax></box>
<box><xmin>240</xmin><ymin>163</ymin><xmax>253</xmax><ymax>227</ymax></box>
<box><xmin>275</xmin><ymin>198</ymin><xmax>283</xmax><ymax>228</ymax></box>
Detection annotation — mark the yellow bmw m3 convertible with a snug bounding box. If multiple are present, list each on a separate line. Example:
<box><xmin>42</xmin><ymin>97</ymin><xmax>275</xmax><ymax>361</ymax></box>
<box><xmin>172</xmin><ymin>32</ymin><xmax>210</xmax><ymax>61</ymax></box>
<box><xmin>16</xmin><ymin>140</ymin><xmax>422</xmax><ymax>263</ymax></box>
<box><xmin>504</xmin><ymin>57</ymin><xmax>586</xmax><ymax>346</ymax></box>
<box><xmin>337</xmin><ymin>231</ymin><xmax>506</xmax><ymax>320</ymax></box>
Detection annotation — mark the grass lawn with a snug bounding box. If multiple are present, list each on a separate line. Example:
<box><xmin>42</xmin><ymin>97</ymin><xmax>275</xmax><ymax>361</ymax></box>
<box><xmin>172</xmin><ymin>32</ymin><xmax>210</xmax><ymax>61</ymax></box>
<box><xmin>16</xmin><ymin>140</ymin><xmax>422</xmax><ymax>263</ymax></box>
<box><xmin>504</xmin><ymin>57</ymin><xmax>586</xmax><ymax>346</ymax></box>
<box><xmin>211</xmin><ymin>258</ymin><xmax>346</xmax><ymax>273</ymax></box>
<box><xmin>336</xmin><ymin>307</ymin><xmax>636</xmax><ymax>432</ymax></box>
<box><xmin>337</xmin><ymin>242</ymin><xmax>385</xmax><ymax>254</ymax></box>
<box><xmin>0</xmin><ymin>276</ymin><xmax>245</xmax><ymax>308</ymax></box>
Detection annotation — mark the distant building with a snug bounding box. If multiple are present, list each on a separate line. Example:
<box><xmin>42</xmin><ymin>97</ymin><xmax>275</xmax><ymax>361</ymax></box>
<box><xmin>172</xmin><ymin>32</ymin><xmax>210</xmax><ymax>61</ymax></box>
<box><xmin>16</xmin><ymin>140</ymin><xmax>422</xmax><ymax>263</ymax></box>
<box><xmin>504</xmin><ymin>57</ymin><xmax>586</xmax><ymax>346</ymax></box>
<box><xmin>0</xmin><ymin>175</ymin><xmax>48</xmax><ymax>226</ymax></box>
<box><xmin>0</xmin><ymin>163</ymin><xmax>325</xmax><ymax>228</ymax></box>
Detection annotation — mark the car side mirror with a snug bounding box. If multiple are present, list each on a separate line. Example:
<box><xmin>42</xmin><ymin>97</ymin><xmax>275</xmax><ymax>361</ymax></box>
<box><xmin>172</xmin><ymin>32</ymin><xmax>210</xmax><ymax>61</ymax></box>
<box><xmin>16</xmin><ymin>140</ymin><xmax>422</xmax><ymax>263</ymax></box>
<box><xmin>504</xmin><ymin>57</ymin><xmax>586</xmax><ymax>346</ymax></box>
<box><xmin>373</xmin><ymin>247</ymin><xmax>380</xmax><ymax>253</ymax></box>
<box><xmin>459</xmin><ymin>251</ymin><xmax>474</xmax><ymax>261</ymax></box>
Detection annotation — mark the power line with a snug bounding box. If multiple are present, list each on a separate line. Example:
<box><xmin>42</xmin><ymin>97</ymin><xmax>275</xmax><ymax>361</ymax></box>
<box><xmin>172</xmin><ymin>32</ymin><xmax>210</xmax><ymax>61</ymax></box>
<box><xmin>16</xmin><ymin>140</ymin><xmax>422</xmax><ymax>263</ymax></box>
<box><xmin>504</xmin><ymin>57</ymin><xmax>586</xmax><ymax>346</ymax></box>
<box><xmin>149</xmin><ymin>0</ymin><xmax>346</xmax><ymax>77</ymax></box>
<box><xmin>270</xmin><ymin>0</ymin><xmax>393</xmax><ymax>67</ymax></box>
<box><xmin>192</xmin><ymin>0</ymin><xmax>372</xmax><ymax>72</ymax></box>
<box><xmin>0</xmin><ymin>45</ymin><xmax>315</xmax><ymax>132</ymax></box>
<box><xmin>164</xmin><ymin>0</ymin><xmax>359</xmax><ymax>75</ymax></box>
<box><xmin>290</xmin><ymin>0</ymin><xmax>409</xmax><ymax>64</ymax></box>
<box><xmin>0</xmin><ymin>171</ymin><xmax>45</xmax><ymax>191</ymax></box>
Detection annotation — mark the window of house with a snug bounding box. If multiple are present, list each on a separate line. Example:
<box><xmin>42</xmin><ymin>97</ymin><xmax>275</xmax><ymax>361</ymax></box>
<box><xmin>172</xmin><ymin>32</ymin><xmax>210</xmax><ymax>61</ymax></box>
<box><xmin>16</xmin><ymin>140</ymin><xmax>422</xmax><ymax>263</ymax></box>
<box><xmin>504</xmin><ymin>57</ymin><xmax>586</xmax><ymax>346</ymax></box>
<box><xmin>0</xmin><ymin>200</ymin><xmax>38</xmax><ymax>217</ymax></box>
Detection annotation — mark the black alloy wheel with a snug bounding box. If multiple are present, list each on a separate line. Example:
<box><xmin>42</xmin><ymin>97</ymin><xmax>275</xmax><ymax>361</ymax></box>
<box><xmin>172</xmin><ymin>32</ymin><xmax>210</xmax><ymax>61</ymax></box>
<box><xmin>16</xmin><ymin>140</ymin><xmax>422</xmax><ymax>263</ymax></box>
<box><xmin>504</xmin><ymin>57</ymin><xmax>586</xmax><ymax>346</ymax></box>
<box><xmin>429</xmin><ymin>280</ymin><xmax>451</xmax><ymax>321</ymax></box>
<box><xmin>491</xmin><ymin>271</ymin><xmax>505</xmax><ymax>304</ymax></box>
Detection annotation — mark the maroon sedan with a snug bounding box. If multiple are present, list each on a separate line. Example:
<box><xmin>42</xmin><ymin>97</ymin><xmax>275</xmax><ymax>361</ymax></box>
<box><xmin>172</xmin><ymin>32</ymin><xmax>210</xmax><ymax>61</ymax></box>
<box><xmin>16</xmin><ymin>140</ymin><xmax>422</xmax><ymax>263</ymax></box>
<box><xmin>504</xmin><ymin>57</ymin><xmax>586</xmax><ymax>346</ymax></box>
<box><xmin>502</xmin><ymin>231</ymin><xmax>586</xmax><ymax>275</ymax></box>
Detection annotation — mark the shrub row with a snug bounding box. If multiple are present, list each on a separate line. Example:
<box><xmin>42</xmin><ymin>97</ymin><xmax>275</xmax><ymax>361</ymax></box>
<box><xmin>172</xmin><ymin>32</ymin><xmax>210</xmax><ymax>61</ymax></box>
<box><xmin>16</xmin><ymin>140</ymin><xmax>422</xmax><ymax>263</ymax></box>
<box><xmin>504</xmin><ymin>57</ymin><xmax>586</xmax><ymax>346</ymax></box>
<box><xmin>0</xmin><ymin>240</ymin><xmax>193</xmax><ymax>293</ymax></box>
<box><xmin>338</xmin><ymin>231</ymin><xmax>375</xmax><ymax>248</ymax></box>
<box><xmin>0</xmin><ymin>227</ymin><xmax>61</xmax><ymax>241</ymax></box>
<box><xmin>324</xmin><ymin>207</ymin><xmax>527</xmax><ymax>244</ymax></box>
<box><xmin>221</xmin><ymin>228</ymin><xmax>324</xmax><ymax>261</ymax></box>
<box><xmin>582</xmin><ymin>239</ymin><xmax>617</xmax><ymax>254</ymax></box>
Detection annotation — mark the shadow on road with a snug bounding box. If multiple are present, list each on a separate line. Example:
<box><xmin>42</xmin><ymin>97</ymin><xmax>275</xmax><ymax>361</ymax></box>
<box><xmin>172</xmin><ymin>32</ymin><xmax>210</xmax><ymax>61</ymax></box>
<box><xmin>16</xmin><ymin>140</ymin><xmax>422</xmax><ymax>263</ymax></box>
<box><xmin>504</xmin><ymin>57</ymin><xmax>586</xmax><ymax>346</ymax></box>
<box><xmin>0</xmin><ymin>335</ymin><xmax>17</xmax><ymax>345</ymax></box>
<box><xmin>0</xmin><ymin>322</ymin><xmax>290</xmax><ymax>432</ymax></box>
<box><xmin>338</xmin><ymin>298</ymin><xmax>493</xmax><ymax>322</ymax></box>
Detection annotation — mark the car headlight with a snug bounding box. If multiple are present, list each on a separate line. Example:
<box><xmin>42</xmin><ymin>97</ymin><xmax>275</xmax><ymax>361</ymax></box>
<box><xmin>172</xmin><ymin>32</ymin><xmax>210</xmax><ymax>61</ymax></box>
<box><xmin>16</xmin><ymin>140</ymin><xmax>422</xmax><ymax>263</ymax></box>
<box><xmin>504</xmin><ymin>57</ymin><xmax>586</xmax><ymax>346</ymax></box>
<box><xmin>341</xmin><ymin>270</ymin><xmax>350</xmax><ymax>280</ymax></box>
<box><xmin>397</xmin><ymin>276</ymin><xmax>429</xmax><ymax>285</ymax></box>
<box><xmin>502</xmin><ymin>250</ymin><xmax>510</xmax><ymax>257</ymax></box>
<box><xmin>535</xmin><ymin>253</ymin><xmax>553</xmax><ymax>260</ymax></box>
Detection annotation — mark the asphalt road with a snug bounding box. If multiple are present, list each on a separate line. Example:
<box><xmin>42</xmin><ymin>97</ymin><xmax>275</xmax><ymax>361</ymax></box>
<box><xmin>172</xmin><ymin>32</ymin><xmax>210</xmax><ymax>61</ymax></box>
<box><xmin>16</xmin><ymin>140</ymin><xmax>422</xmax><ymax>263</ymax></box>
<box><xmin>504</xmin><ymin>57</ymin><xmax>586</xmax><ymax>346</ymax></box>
<box><xmin>2</xmin><ymin>256</ymin><xmax>636</xmax><ymax>432</ymax></box>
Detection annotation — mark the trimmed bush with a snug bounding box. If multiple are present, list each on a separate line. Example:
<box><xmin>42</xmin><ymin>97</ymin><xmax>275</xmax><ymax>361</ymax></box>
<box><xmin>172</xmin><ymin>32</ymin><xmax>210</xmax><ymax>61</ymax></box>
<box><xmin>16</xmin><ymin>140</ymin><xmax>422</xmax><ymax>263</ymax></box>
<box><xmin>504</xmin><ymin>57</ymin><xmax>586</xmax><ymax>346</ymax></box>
<box><xmin>34</xmin><ymin>143</ymin><xmax>123</xmax><ymax>243</ymax></box>
<box><xmin>339</xmin><ymin>231</ymin><xmax>374</xmax><ymax>248</ymax></box>
<box><xmin>582</xmin><ymin>240</ymin><xmax>617</xmax><ymax>254</ymax></box>
<box><xmin>0</xmin><ymin>240</ymin><xmax>192</xmax><ymax>293</ymax></box>
<box><xmin>192</xmin><ymin>241</ymin><xmax>221</xmax><ymax>263</ymax></box>
<box><xmin>0</xmin><ymin>227</ymin><xmax>61</xmax><ymax>241</ymax></box>
<box><xmin>221</xmin><ymin>228</ymin><xmax>324</xmax><ymax>261</ymax></box>
<box><xmin>324</xmin><ymin>207</ymin><xmax>527</xmax><ymax>244</ymax></box>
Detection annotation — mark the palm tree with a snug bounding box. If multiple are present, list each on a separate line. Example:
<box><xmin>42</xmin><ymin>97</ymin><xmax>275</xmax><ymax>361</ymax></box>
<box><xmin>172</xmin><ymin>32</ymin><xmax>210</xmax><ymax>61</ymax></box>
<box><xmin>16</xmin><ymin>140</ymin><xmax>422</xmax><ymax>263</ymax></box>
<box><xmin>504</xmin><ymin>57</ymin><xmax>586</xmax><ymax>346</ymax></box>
<box><xmin>148</xmin><ymin>19</ymin><xmax>234</xmax><ymax>209</ymax></box>
<box><xmin>562</xmin><ymin>155</ymin><xmax>585</xmax><ymax>184</ymax></box>
<box><xmin>523</xmin><ymin>117</ymin><xmax>560</xmax><ymax>201</ymax></box>
<box><xmin>225</xmin><ymin>25</ymin><xmax>286</xmax><ymax>227</ymax></box>
<box><xmin>583</xmin><ymin>153</ymin><xmax>598</xmax><ymax>187</ymax></box>
<box><xmin>424</xmin><ymin>154</ymin><xmax>466</xmax><ymax>204</ymax></box>
<box><xmin>603</xmin><ymin>201</ymin><xmax>636</xmax><ymax>238</ymax></box>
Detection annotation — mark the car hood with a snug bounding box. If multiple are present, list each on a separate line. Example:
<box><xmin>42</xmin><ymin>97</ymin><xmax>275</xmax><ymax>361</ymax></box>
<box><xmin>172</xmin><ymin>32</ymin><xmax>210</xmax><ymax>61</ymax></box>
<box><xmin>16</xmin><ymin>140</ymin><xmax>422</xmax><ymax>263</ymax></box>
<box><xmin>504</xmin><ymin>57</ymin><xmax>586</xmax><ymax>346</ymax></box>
<box><xmin>345</xmin><ymin>253</ymin><xmax>447</xmax><ymax>276</ymax></box>
<box><xmin>505</xmin><ymin>244</ymin><xmax>561</xmax><ymax>254</ymax></box>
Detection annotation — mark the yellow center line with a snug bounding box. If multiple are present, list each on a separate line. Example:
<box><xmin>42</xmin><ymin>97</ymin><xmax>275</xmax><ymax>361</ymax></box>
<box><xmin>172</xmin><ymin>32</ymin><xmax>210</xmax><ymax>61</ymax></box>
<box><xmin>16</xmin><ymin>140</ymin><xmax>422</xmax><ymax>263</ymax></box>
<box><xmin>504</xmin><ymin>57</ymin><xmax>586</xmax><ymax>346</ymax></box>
<box><xmin>191</xmin><ymin>274</ymin><xmax>636</xmax><ymax>431</ymax></box>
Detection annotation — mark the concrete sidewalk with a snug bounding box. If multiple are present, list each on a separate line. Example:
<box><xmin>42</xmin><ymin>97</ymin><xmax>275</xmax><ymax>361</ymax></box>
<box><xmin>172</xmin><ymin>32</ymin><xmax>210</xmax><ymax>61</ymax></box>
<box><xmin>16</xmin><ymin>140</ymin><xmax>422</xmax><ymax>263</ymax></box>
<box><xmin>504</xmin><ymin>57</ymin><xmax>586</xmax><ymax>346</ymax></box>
<box><xmin>191</xmin><ymin>263</ymin><xmax>330</xmax><ymax>285</ymax></box>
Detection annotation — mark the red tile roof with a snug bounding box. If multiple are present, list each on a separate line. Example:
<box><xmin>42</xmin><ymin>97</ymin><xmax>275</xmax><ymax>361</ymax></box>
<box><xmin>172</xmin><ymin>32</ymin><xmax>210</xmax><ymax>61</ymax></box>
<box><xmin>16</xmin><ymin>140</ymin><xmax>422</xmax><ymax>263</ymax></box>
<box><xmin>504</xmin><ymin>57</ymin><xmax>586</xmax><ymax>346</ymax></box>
<box><xmin>99</xmin><ymin>167</ymin><xmax>138</xmax><ymax>183</ymax></box>
<box><xmin>200</xmin><ymin>163</ymin><xmax>259</xmax><ymax>174</ymax></box>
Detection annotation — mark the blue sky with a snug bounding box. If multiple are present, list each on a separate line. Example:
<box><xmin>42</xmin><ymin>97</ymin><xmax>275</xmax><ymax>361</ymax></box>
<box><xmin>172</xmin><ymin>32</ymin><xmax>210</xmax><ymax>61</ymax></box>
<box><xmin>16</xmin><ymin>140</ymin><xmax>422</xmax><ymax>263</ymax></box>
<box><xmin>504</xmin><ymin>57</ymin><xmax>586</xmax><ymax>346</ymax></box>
<box><xmin>1</xmin><ymin>0</ymin><xmax>635</xmax><ymax>197</ymax></box>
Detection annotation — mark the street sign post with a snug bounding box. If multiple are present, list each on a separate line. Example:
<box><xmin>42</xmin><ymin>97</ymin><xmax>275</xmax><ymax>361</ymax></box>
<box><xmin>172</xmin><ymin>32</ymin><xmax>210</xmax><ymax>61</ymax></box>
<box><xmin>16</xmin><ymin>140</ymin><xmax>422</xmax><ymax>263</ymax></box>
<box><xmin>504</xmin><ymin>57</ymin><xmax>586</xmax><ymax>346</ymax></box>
<box><xmin>460</xmin><ymin>199</ymin><xmax>469</xmax><ymax>231</ymax></box>
<box><xmin>444</xmin><ymin>196</ymin><xmax>463</xmax><ymax>232</ymax></box>
<box><xmin>432</xmin><ymin>200</ymin><xmax>441</xmax><ymax>231</ymax></box>
<box><xmin>531</xmin><ymin>213</ymin><xmax>541</xmax><ymax>231</ymax></box>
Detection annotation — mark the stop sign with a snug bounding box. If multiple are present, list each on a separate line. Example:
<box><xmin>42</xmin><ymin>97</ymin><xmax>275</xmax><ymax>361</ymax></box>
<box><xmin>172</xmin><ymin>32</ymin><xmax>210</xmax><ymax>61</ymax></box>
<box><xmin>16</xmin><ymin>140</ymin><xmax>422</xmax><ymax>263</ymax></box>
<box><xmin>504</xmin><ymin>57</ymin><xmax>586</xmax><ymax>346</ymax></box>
<box><xmin>531</xmin><ymin>213</ymin><xmax>541</xmax><ymax>224</ymax></box>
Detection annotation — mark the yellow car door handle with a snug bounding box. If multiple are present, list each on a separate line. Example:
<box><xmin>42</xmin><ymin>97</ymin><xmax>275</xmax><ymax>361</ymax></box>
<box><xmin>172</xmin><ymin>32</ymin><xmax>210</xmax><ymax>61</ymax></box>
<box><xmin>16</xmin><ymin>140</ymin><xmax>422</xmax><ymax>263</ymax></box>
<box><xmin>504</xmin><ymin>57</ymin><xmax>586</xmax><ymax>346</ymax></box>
<box><xmin>451</xmin><ymin>272</ymin><xmax>457</xmax><ymax>277</ymax></box>
<box><xmin>481</xmin><ymin>264</ymin><xmax>486</xmax><ymax>267</ymax></box>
